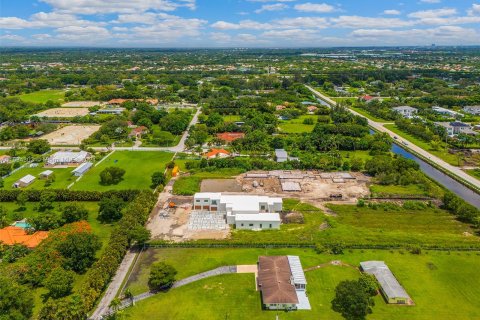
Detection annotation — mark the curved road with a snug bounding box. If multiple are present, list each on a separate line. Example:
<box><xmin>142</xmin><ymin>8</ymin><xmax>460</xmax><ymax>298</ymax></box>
<box><xmin>305</xmin><ymin>85</ymin><xmax>480</xmax><ymax>191</ymax></box>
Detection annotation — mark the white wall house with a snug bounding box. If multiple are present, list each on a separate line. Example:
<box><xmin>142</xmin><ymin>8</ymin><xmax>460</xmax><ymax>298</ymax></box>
<box><xmin>392</xmin><ymin>106</ymin><xmax>417</xmax><ymax>118</ymax></box>
<box><xmin>193</xmin><ymin>193</ymin><xmax>282</xmax><ymax>230</ymax></box>
<box><xmin>463</xmin><ymin>105</ymin><xmax>480</xmax><ymax>115</ymax></box>
<box><xmin>434</xmin><ymin>121</ymin><xmax>474</xmax><ymax>137</ymax></box>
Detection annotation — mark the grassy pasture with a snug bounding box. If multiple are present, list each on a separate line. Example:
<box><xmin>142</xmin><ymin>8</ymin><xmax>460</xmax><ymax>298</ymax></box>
<box><xmin>3</xmin><ymin>166</ymin><xmax>74</xmax><ymax>190</ymax></box>
<box><xmin>72</xmin><ymin>151</ymin><xmax>173</xmax><ymax>191</ymax></box>
<box><xmin>278</xmin><ymin>115</ymin><xmax>317</xmax><ymax>133</ymax></box>
<box><xmin>17</xmin><ymin>90</ymin><xmax>65</xmax><ymax>104</ymax></box>
<box><xmin>122</xmin><ymin>247</ymin><xmax>480</xmax><ymax>320</ymax></box>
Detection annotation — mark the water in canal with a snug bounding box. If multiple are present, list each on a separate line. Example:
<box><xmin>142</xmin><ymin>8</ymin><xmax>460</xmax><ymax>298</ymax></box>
<box><xmin>391</xmin><ymin>143</ymin><xmax>480</xmax><ymax>208</ymax></box>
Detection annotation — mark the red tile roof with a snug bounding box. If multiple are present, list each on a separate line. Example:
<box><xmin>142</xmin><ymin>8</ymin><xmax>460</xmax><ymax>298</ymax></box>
<box><xmin>0</xmin><ymin>226</ymin><xmax>48</xmax><ymax>248</ymax></box>
<box><xmin>216</xmin><ymin>132</ymin><xmax>245</xmax><ymax>142</ymax></box>
<box><xmin>205</xmin><ymin>148</ymin><xmax>230</xmax><ymax>158</ymax></box>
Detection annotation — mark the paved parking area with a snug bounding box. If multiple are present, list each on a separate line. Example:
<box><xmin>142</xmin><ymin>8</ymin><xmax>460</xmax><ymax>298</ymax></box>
<box><xmin>188</xmin><ymin>211</ymin><xmax>228</xmax><ymax>230</ymax></box>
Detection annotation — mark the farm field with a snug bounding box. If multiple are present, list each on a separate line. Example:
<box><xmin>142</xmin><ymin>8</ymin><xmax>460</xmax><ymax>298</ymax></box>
<box><xmin>227</xmin><ymin>200</ymin><xmax>479</xmax><ymax>248</ymax></box>
<box><xmin>278</xmin><ymin>115</ymin><xmax>317</xmax><ymax>133</ymax></box>
<box><xmin>3</xmin><ymin>166</ymin><xmax>74</xmax><ymax>189</ymax></box>
<box><xmin>16</xmin><ymin>89</ymin><xmax>65</xmax><ymax>104</ymax></box>
<box><xmin>384</xmin><ymin>124</ymin><xmax>459</xmax><ymax>166</ymax></box>
<box><xmin>122</xmin><ymin>247</ymin><xmax>480</xmax><ymax>320</ymax></box>
<box><xmin>72</xmin><ymin>151</ymin><xmax>173</xmax><ymax>191</ymax></box>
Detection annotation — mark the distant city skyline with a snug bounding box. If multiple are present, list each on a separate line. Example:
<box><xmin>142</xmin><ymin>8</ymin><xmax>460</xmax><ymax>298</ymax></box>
<box><xmin>1</xmin><ymin>0</ymin><xmax>479</xmax><ymax>47</ymax></box>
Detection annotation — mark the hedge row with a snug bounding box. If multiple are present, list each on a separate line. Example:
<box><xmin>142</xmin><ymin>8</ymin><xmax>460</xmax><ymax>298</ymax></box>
<box><xmin>78</xmin><ymin>191</ymin><xmax>157</xmax><ymax>313</ymax></box>
<box><xmin>0</xmin><ymin>189</ymin><xmax>140</xmax><ymax>202</ymax></box>
<box><xmin>147</xmin><ymin>240</ymin><xmax>480</xmax><ymax>251</ymax></box>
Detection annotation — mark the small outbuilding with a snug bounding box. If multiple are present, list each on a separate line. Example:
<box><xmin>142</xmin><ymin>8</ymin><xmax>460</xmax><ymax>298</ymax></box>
<box><xmin>72</xmin><ymin>162</ymin><xmax>93</xmax><ymax>176</ymax></box>
<box><xmin>360</xmin><ymin>261</ymin><xmax>413</xmax><ymax>305</ymax></box>
<box><xmin>13</xmin><ymin>174</ymin><xmax>36</xmax><ymax>188</ymax></box>
<box><xmin>39</xmin><ymin>170</ymin><xmax>54</xmax><ymax>179</ymax></box>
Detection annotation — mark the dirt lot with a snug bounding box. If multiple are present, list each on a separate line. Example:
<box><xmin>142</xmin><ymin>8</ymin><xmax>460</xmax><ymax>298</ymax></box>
<box><xmin>147</xmin><ymin>195</ymin><xmax>229</xmax><ymax>242</ymax></box>
<box><xmin>61</xmin><ymin>101</ymin><xmax>102</xmax><ymax>108</ymax></box>
<box><xmin>237</xmin><ymin>170</ymin><xmax>370</xmax><ymax>207</ymax></box>
<box><xmin>36</xmin><ymin>108</ymin><xmax>90</xmax><ymax>117</ymax></box>
<box><xmin>200</xmin><ymin>179</ymin><xmax>242</xmax><ymax>192</ymax></box>
<box><xmin>41</xmin><ymin>125</ymin><xmax>100</xmax><ymax>145</ymax></box>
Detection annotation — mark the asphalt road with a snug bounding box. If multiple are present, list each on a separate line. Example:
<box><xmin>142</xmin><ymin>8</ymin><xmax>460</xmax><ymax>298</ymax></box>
<box><xmin>305</xmin><ymin>85</ymin><xmax>480</xmax><ymax>190</ymax></box>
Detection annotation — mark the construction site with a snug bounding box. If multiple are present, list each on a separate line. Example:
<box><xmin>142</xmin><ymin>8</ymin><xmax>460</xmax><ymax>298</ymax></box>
<box><xmin>147</xmin><ymin>170</ymin><xmax>370</xmax><ymax>242</ymax></box>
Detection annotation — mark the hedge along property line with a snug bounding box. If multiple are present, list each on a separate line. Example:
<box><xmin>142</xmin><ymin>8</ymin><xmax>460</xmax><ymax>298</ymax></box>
<box><xmin>146</xmin><ymin>241</ymin><xmax>480</xmax><ymax>251</ymax></box>
<box><xmin>78</xmin><ymin>191</ymin><xmax>158</xmax><ymax>313</ymax></box>
<box><xmin>0</xmin><ymin>189</ymin><xmax>140</xmax><ymax>202</ymax></box>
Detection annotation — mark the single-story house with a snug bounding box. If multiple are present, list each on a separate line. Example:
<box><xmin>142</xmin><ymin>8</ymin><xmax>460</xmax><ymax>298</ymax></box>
<box><xmin>0</xmin><ymin>155</ymin><xmax>11</xmax><ymax>164</ymax></box>
<box><xmin>216</xmin><ymin>132</ymin><xmax>245</xmax><ymax>143</ymax></box>
<box><xmin>463</xmin><ymin>105</ymin><xmax>480</xmax><ymax>115</ymax></box>
<box><xmin>13</xmin><ymin>174</ymin><xmax>35</xmax><ymax>188</ymax></box>
<box><xmin>360</xmin><ymin>261</ymin><xmax>413</xmax><ymax>305</ymax></box>
<box><xmin>107</xmin><ymin>98</ymin><xmax>128</xmax><ymax>105</ymax></box>
<box><xmin>72</xmin><ymin>162</ymin><xmax>93</xmax><ymax>176</ymax></box>
<box><xmin>193</xmin><ymin>193</ymin><xmax>282</xmax><ymax>230</ymax></box>
<box><xmin>47</xmin><ymin>151</ymin><xmax>90</xmax><ymax>166</ymax></box>
<box><xmin>39</xmin><ymin>170</ymin><xmax>54</xmax><ymax>179</ymax></box>
<box><xmin>276</xmin><ymin>105</ymin><xmax>287</xmax><ymax>111</ymax></box>
<box><xmin>257</xmin><ymin>255</ymin><xmax>310</xmax><ymax>310</ymax></box>
<box><xmin>205</xmin><ymin>148</ymin><xmax>230</xmax><ymax>159</ymax></box>
<box><xmin>128</xmin><ymin>126</ymin><xmax>149</xmax><ymax>139</ymax></box>
<box><xmin>97</xmin><ymin>108</ymin><xmax>125</xmax><ymax>115</ymax></box>
<box><xmin>361</xmin><ymin>95</ymin><xmax>374</xmax><ymax>102</ymax></box>
<box><xmin>392</xmin><ymin>106</ymin><xmax>417</xmax><ymax>118</ymax></box>
<box><xmin>0</xmin><ymin>226</ymin><xmax>48</xmax><ymax>248</ymax></box>
<box><xmin>307</xmin><ymin>106</ymin><xmax>318</xmax><ymax>114</ymax></box>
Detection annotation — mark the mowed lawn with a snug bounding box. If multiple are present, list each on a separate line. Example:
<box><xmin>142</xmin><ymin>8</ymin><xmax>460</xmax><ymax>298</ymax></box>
<box><xmin>278</xmin><ymin>115</ymin><xmax>317</xmax><ymax>133</ymax></box>
<box><xmin>72</xmin><ymin>151</ymin><xmax>173</xmax><ymax>191</ymax></box>
<box><xmin>3</xmin><ymin>166</ymin><xmax>74</xmax><ymax>189</ymax></box>
<box><xmin>122</xmin><ymin>248</ymin><xmax>480</xmax><ymax>320</ymax></box>
<box><xmin>17</xmin><ymin>89</ymin><xmax>65</xmax><ymax>103</ymax></box>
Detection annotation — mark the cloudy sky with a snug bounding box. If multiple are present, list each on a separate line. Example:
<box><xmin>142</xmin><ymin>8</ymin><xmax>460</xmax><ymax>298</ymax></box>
<box><xmin>1</xmin><ymin>0</ymin><xmax>479</xmax><ymax>47</ymax></box>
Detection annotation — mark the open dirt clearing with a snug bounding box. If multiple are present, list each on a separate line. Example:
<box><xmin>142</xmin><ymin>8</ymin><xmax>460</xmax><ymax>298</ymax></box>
<box><xmin>41</xmin><ymin>125</ymin><xmax>100</xmax><ymax>145</ymax></box>
<box><xmin>62</xmin><ymin>101</ymin><xmax>102</xmax><ymax>107</ymax></box>
<box><xmin>36</xmin><ymin>107</ymin><xmax>90</xmax><ymax>117</ymax></box>
<box><xmin>200</xmin><ymin>179</ymin><xmax>243</xmax><ymax>192</ymax></box>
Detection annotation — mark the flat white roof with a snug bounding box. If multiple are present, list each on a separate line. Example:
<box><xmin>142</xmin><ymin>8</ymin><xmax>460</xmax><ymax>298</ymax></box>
<box><xmin>360</xmin><ymin>261</ymin><xmax>410</xmax><ymax>300</ymax></box>
<box><xmin>235</xmin><ymin>213</ymin><xmax>281</xmax><ymax>222</ymax></box>
<box><xmin>195</xmin><ymin>193</ymin><xmax>282</xmax><ymax>213</ymax></box>
<box><xmin>40</xmin><ymin>170</ymin><xmax>53</xmax><ymax>176</ymax></box>
<box><xmin>287</xmin><ymin>255</ymin><xmax>307</xmax><ymax>285</ymax></box>
<box><xmin>19</xmin><ymin>174</ymin><xmax>35</xmax><ymax>184</ymax></box>
<box><xmin>49</xmin><ymin>151</ymin><xmax>88</xmax><ymax>163</ymax></box>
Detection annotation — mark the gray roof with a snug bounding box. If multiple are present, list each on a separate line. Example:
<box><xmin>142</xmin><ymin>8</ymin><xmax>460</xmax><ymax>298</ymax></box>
<box><xmin>360</xmin><ymin>261</ymin><xmax>410</xmax><ymax>300</ymax></box>
<box><xmin>392</xmin><ymin>106</ymin><xmax>417</xmax><ymax>111</ymax></box>
<box><xmin>275</xmin><ymin>149</ymin><xmax>288</xmax><ymax>158</ymax></box>
<box><xmin>72</xmin><ymin>161</ymin><xmax>93</xmax><ymax>174</ymax></box>
<box><xmin>287</xmin><ymin>255</ymin><xmax>307</xmax><ymax>285</ymax></box>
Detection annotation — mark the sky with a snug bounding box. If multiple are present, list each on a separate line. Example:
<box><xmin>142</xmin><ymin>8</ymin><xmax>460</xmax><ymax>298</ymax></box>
<box><xmin>0</xmin><ymin>0</ymin><xmax>479</xmax><ymax>47</ymax></box>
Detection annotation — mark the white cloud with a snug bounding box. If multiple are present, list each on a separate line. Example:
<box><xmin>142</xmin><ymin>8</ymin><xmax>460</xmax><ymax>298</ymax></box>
<box><xmin>383</xmin><ymin>10</ymin><xmax>401</xmax><ymax>15</ymax></box>
<box><xmin>0</xmin><ymin>34</ymin><xmax>26</xmax><ymax>42</ymax></box>
<box><xmin>331</xmin><ymin>15</ymin><xmax>414</xmax><ymax>28</ymax></box>
<box><xmin>408</xmin><ymin>8</ymin><xmax>457</xmax><ymax>19</ymax></box>
<box><xmin>468</xmin><ymin>4</ymin><xmax>480</xmax><ymax>15</ymax></box>
<box><xmin>255</xmin><ymin>3</ymin><xmax>288</xmax><ymax>14</ymax></box>
<box><xmin>294</xmin><ymin>2</ymin><xmax>335</xmax><ymax>13</ymax></box>
<box><xmin>0</xmin><ymin>12</ymin><xmax>104</xmax><ymax>29</ymax></box>
<box><xmin>55</xmin><ymin>26</ymin><xmax>111</xmax><ymax>42</ymax></box>
<box><xmin>39</xmin><ymin>0</ymin><xmax>196</xmax><ymax>14</ymax></box>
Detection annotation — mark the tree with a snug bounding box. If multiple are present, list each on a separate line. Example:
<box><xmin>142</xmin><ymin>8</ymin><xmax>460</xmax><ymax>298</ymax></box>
<box><xmin>128</xmin><ymin>225</ymin><xmax>151</xmax><ymax>246</ymax></box>
<box><xmin>44</xmin><ymin>268</ymin><xmax>75</xmax><ymax>299</ymax></box>
<box><xmin>0</xmin><ymin>275</ymin><xmax>34</xmax><ymax>320</ymax></box>
<box><xmin>148</xmin><ymin>262</ymin><xmax>177</xmax><ymax>290</ymax></box>
<box><xmin>30</xmin><ymin>210</ymin><xmax>63</xmax><ymax>231</ymax></box>
<box><xmin>0</xmin><ymin>163</ymin><xmax>12</xmax><ymax>176</ymax></box>
<box><xmin>62</xmin><ymin>203</ymin><xmax>89</xmax><ymax>223</ymax></box>
<box><xmin>97</xmin><ymin>196</ymin><xmax>125</xmax><ymax>223</ymax></box>
<box><xmin>16</xmin><ymin>192</ymin><xmax>28</xmax><ymax>209</ymax></box>
<box><xmin>1</xmin><ymin>244</ymin><xmax>29</xmax><ymax>263</ymax></box>
<box><xmin>58</xmin><ymin>232</ymin><xmax>101</xmax><ymax>273</ymax></box>
<box><xmin>151</xmin><ymin>171</ymin><xmax>166</xmax><ymax>189</ymax></box>
<box><xmin>39</xmin><ymin>190</ymin><xmax>56</xmax><ymax>211</ymax></box>
<box><xmin>0</xmin><ymin>205</ymin><xmax>8</xmax><ymax>228</ymax></box>
<box><xmin>332</xmin><ymin>280</ymin><xmax>374</xmax><ymax>320</ymax></box>
<box><xmin>38</xmin><ymin>294</ymin><xmax>86</xmax><ymax>320</ymax></box>
<box><xmin>27</xmin><ymin>139</ymin><xmax>51</xmax><ymax>154</ymax></box>
<box><xmin>358</xmin><ymin>274</ymin><xmax>378</xmax><ymax>297</ymax></box>
<box><xmin>100</xmin><ymin>167</ymin><xmax>126</xmax><ymax>185</ymax></box>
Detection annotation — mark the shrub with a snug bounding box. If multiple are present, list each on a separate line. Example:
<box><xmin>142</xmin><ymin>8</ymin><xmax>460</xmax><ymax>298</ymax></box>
<box><xmin>99</xmin><ymin>167</ymin><xmax>126</xmax><ymax>185</ymax></box>
<box><xmin>148</xmin><ymin>262</ymin><xmax>177</xmax><ymax>291</ymax></box>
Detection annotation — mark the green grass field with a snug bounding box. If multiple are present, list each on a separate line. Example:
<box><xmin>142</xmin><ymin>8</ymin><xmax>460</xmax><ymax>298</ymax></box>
<box><xmin>17</xmin><ymin>90</ymin><xmax>65</xmax><ymax>104</ymax></box>
<box><xmin>226</xmin><ymin>200</ymin><xmax>479</xmax><ymax>248</ymax></box>
<box><xmin>72</xmin><ymin>151</ymin><xmax>173</xmax><ymax>191</ymax></box>
<box><xmin>466</xmin><ymin>169</ymin><xmax>480</xmax><ymax>180</ymax></box>
<box><xmin>349</xmin><ymin>106</ymin><xmax>391</xmax><ymax>123</ymax></box>
<box><xmin>173</xmin><ymin>168</ymin><xmax>244</xmax><ymax>195</ymax></box>
<box><xmin>384</xmin><ymin>124</ymin><xmax>459</xmax><ymax>166</ymax></box>
<box><xmin>278</xmin><ymin>115</ymin><xmax>317</xmax><ymax>133</ymax></box>
<box><xmin>122</xmin><ymin>247</ymin><xmax>480</xmax><ymax>320</ymax></box>
<box><xmin>370</xmin><ymin>184</ymin><xmax>431</xmax><ymax>197</ymax></box>
<box><xmin>222</xmin><ymin>115</ymin><xmax>242</xmax><ymax>122</ymax></box>
<box><xmin>3</xmin><ymin>166</ymin><xmax>75</xmax><ymax>190</ymax></box>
